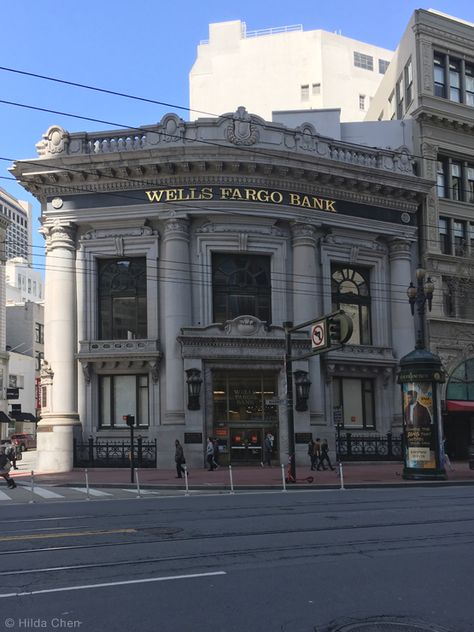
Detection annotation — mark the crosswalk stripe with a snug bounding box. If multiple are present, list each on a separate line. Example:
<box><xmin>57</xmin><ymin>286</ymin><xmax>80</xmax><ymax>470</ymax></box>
<box><xmin>17</xmin><ymin>483</ymin><xmax>64</xmax><ymax>499</ymax></box>
<box><xmin>71</xmin><ymin>488</ymin><xmax>113</xmax><ymax>497</ymax></box>
<box><xmin>0</xmin><ymin>488</ymin><xmax>13</xmax><ymax>501</ymax></box>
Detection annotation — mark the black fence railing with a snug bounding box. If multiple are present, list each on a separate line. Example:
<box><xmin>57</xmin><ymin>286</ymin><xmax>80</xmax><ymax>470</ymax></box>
<box><xmin>73</xmin><ymin>438</ymin><xmax>157</xmax><ymax>468</ymax></box>
<box><xmin>336</xmin><ymin>426</ymin><xmax>403</xmax><ymax>461</ymax></box>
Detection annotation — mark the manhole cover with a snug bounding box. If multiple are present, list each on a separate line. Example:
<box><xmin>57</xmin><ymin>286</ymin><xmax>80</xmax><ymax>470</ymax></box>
<box><xmin>321</xmin><ymin>616</ymin><xmax>453</xmax><ymax>632</ymax></box>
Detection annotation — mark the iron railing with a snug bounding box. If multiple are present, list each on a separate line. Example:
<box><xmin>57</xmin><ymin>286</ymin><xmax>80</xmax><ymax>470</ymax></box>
<box><xmin>73</xmin><ymin>437</ymin><xmax>157</xmax><ymax>468</ymax></box>
<box><xmin>336</xmin><ymin>426</ymin><xmax>403</xmax><ymax>461</ymax></box>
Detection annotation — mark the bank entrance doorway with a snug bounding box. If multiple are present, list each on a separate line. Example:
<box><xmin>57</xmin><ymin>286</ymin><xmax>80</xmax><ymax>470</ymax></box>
<box><xmin>212</xmin><ymin>370</ymin><xmax>279</xmax><ymax>465</ymax></box>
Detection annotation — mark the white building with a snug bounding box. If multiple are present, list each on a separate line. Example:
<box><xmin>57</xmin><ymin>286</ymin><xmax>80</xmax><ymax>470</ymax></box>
<box><xmin>190</xmin><ymin>21</ymin><xmax>393</xmax><ymax>123</ymax></box>
<box><xmin>5</xmin><ymin>257</ymin><xmax>44</xmax><ymax>303</ymax></box>
<box><xmin>0</xmin><ymin>187</ymin><xmax>32</xmax><ymax>264</ymax></box>
<box><xmin>11</xmin><ymin>109</ymin><xmax>430</xmax><ymax>473</ymax></box>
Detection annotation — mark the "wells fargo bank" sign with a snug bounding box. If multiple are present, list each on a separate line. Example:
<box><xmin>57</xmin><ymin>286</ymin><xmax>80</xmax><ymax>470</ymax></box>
<box><xmin>145</xmin><ymin>186</ymin><xmax>337</xmax><ymax>212</ymax></box>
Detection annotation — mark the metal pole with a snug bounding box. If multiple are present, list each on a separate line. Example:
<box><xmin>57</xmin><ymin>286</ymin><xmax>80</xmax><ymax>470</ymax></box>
<box><xmin>184</xmin><ymin>466</ymin><xmax>189</xmax><ymax>496</ymax></box>
<box><xmin>29</xmin><ymin>470</ymin><xmax>35</xmax><ymax>504</ymax></box>
<box><xmin>281</xmin><ymin>464</ymin><xmax>287</xmax><ymax>492</ymax></box>
<box><xmin>339</xmin><ymin>462</ymin><xmax>345</xmax><ymax>490</ymax></box>
<box><xmin>229</xmin><ymin>465</ymin><xmax>234</xmax><ymax>494</ymax></box>
<box><xmin>135</xmin><ymin>468</ymin><xmax>141</xmax><ymax>499</ymax></box>
<box><xmin>284</xmin><ymin>321</ymin><xmax>296</xmax><ymax>483</ymax></box>
<box><xmin>130</xmin><ymin>425</ymin><xmax>134</xmax><ymax>484</ymax></box>
<box><xmin>85</xmin><ymin>468</ymin><xmax>91</xmax><ymax>500</ymax></box>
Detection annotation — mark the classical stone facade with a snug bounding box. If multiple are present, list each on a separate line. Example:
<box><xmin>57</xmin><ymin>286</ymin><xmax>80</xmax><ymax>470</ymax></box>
<box><xmin>12</xmin><ymin>108</ymin><xmax>430</xmax><ymax>472</ymax></box>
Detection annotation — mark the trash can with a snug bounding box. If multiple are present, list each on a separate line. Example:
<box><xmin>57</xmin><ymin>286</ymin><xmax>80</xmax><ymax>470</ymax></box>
<box><xmin>469</xmin><ymin>445</ymin><xmax>474</xmax><ymax>470</ymax></box>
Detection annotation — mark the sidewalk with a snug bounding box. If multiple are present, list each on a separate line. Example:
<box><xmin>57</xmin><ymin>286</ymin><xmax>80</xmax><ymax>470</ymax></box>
<box><xmin>10</xmin><ymin>451</ymin><xmax>474</xmax><ymax>489</ymax></box>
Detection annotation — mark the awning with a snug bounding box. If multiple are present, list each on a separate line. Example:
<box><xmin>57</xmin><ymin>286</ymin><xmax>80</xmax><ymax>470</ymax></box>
<box><xmin>445</xmin><ymin>400</ymin><xmax>474</xmax><ymax>412</ymax></box>
<box><xmin>9</xmin><ymin>412</ymin><xmax>37</xmax><ymax>422</ymax></box>
<box><xmin>0</xmin><ymin>412</ymin><xmax>10</xmax><ymax>424</ymax></box>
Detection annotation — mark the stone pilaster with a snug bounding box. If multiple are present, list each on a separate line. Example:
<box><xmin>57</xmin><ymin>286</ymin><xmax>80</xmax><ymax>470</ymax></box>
<box><xmin>291</xmin><ymin>223</ymin><xmax>323</xmax><ymax>423</ymax></box>
<box><xmin>36</xmin><ymin>221</ymin><xmax>80</xmax><ymax>472</ymax></box>
<box><xmin>162</xmin><ymin>218</ymin><xmax>191</xmax><ymax>422</ymax></box>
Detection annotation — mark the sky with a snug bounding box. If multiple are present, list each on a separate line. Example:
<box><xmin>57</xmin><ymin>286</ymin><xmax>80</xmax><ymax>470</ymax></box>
<box><xmin>2</xmin><ymin>0</ymin><xmax>474</xmax><ymax>268</ymax></box>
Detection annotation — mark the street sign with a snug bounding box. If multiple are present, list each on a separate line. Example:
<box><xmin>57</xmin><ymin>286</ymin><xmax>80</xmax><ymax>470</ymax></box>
<box><xmin>311</xmin><ymin>319</ymin><xmax>327</xmax><ymax>350</ymax></box>
<box><xmin>6</xmin><ymin>387</ymin><xmax>19</xmax><ymax>400</ymax></box>
<box><xmin>265</xmin><ymin>398</ymin><xmax>288</xmax><ymax>405</ymax></box>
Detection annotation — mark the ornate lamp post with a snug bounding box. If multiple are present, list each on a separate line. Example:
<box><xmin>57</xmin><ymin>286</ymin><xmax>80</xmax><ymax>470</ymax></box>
<box><xmin>398</xmin><ymin>268</ymin><xmax>446</xmax><ymax>480</ymax></box>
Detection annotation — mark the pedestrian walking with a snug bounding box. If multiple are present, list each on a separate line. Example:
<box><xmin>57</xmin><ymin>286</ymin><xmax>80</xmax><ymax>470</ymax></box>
<box><xmin>318</xmin><ymin>438</ymin><xmax>335</xmax><ymax>471</ymax></box>
<box><xmin>4</xmin><ymin>440</ymin><xmax>18</xmax><ymax>470</ymax></box>
<box><xmin>206</xmin><ymin>437</ymin><xmax>216</xmax><ymax>471</ymax></box>
<box><xmin>174</xmin><ymin>439</ymin><xmax>186</xmax><ymax>478</ymax></box>
<box><xmin>264</xmin><ymin>432</ymin><xmax>273</xmax><ymax>466</ymax></box>
<box><xmin>213</xmin><ymin>438</ymin><xmax>220</xmax><ymax>469</ymax></box>
<box><xmin>307</xmin><ymin>438</ymin><xmax>317</xmax><ymax>470</ymax></box>
<box><xmin>313</xmin><ymin>438</ymin><xmax>323</xmax><ymax>470</ymax></box>
<box><xmin>0</xmin><ymin>446</ymin><xmax>16</xmax><ymax>489</ymax></box>
<box><xmin>442</xmin><ymin>437</ymin><xmax>454</xmax><ymax>472</ymax></box>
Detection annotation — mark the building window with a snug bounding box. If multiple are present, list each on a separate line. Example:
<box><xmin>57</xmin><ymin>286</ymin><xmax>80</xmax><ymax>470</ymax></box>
<box><xmin>453</xmin><ymin>221</ymin><xmax>467</xmax><ymax>256</ymax></box>
<box><xmin>434</xmin><ymin>53</ymin><xmax>446</xmax><ymax>98</ymax></box>
<box><xmin>35</xmin><ymin>352</ymin><xmax>44</xmax><ymax>372</ymax></box>
<box><xmin>437</xmin><ymin>157</ymin><xmax>474</xmax><ymax>203</ymax></box>
<box><xmin>331</xmin><ymin>265</ymin><xmax>371</xmax><ymax>345</ymax></box>
<box><xmin>396</xmin><ymin>77</ymin><xmax>404</xmax><ymax>118</ymax></box>
<box><xmin>449</xmin><ymin>58</ymin><xmax>461</xmax><ymax>102</ymax></box>
<box><xmin>446</xmin><ymin>359</ymin><xmax>474</xmax><ymax>400</ymax></box>
<box><xmin>404</xmin><ymin>59</ymin><xmax>413</xmax><ymax>106</ymax></box>
<box><xmin>333</xmin><ymin>377</ymin><xmax>375</xmax><ymax>429</ymax></box>
<box><xmin>354</xmin><ymin>51</ymin><xmax>373</xmax><ymax>71</ymax></box>
<box><xmin>434</xmin><ymin>51</ymin><xmax>474</xmax><ymax>105</ymax></box>
<box><xmin>467</xmin><ymin>166</ymin><xmax>474</xmax><ymax>203</ymax></box>
<box><xmin>466</xmin><ymin>63</ymin><xmax>474</xmax><ymax>106</ymax></box>
<box><xmin>213</xmin><ymin>372</ymin><xmax>277</xmax><ymax>423</ymax></box>
<box><xmin>212</xmin><ymin>253</ymin><xmax>271</xmax><ymax>324</ymax></box>
<box><xmin>388</xmin><ymin>91</ymin><xmax>395</xmax><ymax>120</ymax></box>
<box><xmin>301</xmin><ymin>84</ymin><xmax>309</xmax><ymax>101</ymax></box>
<box><xmin>312</xmin><ymin>83</ymin><xmax>321</xmax><ymax>95</ymax></box>
<box><xmin>99</xmin><ymin>374</ymin><xmax>149</xmax><ymax>428</ymax></box>
<box><xmin>378</xmin><ymin>59</ymin><xmax>390</xmax><ymax>74</ymax></box>
<box><xmin>438</xmin><ymin>217</ymin><xmax>450</xmax><ymax>254</ymax></box>
<box><xmin>359</xmin><ymin>94</ymin><xmax>366</xmax><ymax>111</ymax></box>
<box><xmin>437</xmin><ymin>159</ymin><xmax>446</xmax><ymax>198</ymax></box>
<box><xmin>98</xmin><ymin>258</ymin><xmax>147</xmax><ymax>340</ymax></box>
<box><xmin>451</xmin><ymin>161</ymin><xmax>462</xmax><ymax>200</ymax></box>
<box><xmin>35</xmin><ymin>322</ymin><xmax>44</xmax><ymax>344</ymax></box>
<box><xmin>443</xmin><ymin>277</ymin><xmax>474</xmax><ymax>320</ymax></box>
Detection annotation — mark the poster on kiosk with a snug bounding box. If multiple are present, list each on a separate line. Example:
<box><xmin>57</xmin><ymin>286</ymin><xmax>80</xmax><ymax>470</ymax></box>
<box><xmin>402</xmin><ymin>382</ymin><xmax>436</xmax><ymax>469</ymax></box>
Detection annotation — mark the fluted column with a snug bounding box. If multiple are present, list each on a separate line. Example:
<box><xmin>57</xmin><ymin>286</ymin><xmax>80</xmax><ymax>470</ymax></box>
<box><xmin>388</xmin><ymin>238</ymin><xmax>415</xmax><ymax>358</ymax></box>
<box><xmin>291</xmin><ymin>223</ymin><xmax>323</xmax><ymax>422</ymax></box>
<box><xmin>162</xmin><ymin>218</ymin><xmax>191</xmax><ymax>422</ymax></box>
<box><xmin>37</xmin><ymin>221</ymin><xmax>80</xmax><ymax>472</ymax></box>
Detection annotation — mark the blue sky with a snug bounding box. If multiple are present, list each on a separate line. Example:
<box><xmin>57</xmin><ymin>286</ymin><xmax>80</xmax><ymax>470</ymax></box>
<box><xmin>2</xmin><ymin>0</ymin><xmax>474</xmax><ymax>266</ymax></box>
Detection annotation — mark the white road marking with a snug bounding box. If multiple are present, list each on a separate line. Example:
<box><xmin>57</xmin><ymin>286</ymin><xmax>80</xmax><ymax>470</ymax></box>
<box><xmin>0</xmin><ymin>571</ymin><xmax>227</xmax><ymax>598</ymax></box>
<box><xmin>120</xmin><ymin>488</ymin><xmax>158</xmax><ymax>495</ymax></box>
<box><xmin>71</xmin><ymin>487</ymin><xmax>113</xmax><ymax>497</ymax></box>
<box><xmin>0</xmin><ymin>488</ymin><xmax>12</xmax><ymax>501</ymax></box>
<box><xmin>17</xmin><ymin>483</ymin><xmax>64</xmax><ymax>499</ymax></box>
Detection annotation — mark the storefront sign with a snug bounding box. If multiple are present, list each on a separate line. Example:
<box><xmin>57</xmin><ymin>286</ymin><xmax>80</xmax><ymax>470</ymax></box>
<box><xmin>184</xmin><ymin>432</ymin><xmax>203</xmax><ymax>444</ymax></box>
<box><xmin>295</xmin><ymin>433</ymin><xmax>313</xmax><ymax>444</ymax></box>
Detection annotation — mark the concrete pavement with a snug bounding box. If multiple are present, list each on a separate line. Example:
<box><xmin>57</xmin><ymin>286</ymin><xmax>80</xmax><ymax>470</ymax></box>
<box><xmin>9</xmin><ymin>450</ymin><xmax>474</xmax><ymax>489</ymax></box>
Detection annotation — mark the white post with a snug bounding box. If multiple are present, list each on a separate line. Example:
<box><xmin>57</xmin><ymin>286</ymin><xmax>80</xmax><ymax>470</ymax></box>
<box><xmin>229</xmin><ymin>465</ymin><xmax>234</xmax><ymax>494</ymax></box>
<box><xmin>85</xmin><ymin>468</ymin><xmax>90</xmax><ymax>501</ymax></box>
<box><xmin>135</xmin><ymin>468</ymin><xmax>141</xmax><ymax>499</ymax></box>
<box><xmin>29</xmin><ymin>470</ymin><xmax>35</xmax><ymax>504</ymax></box>
<box><xmin>281</xmin><ymin>464</ymin><xmax>287</xmax><ymax>492</ymax></box>
<box><xmin>339</xmin><ymin>462</ymin><xmax>345</xmax><ymax>490</ymax></box>
<box><xmin>184</xmin><ymin>466</ymin><xmax>189</xmax><ymax>496</ymax></box>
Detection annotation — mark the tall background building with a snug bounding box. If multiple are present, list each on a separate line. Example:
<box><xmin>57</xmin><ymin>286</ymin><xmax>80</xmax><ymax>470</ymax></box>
<box><xmin>0</xmin><ymin>187</ymin><xmax>32</xmax><ymax>264</ymax></box>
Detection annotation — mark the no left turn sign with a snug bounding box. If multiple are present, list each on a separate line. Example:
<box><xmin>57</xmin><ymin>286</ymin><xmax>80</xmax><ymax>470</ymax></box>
<box><xmin>311</xmin><ymin>320</ymin><xmax>326</xmax><ymax>349</ymax></box>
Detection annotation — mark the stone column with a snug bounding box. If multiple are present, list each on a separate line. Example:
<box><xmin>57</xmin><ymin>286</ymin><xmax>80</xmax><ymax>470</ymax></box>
<box><xmin>388</xmin><ymin>238</ymin><xmax>416</xmax><ymax>359</ymax></box>
<box><xmin>162</xmin><ymin>218</ymin><xmax>191</xmax><ymax>422</ymax></box>
<box><xmin>37</xmin><ymin>221</ymin><xmax>80</xmax><ymax>472</ymax></box>
<box><xmin>291</xmin><ymin>223</ymin><xmax>323</xmax><ymax>423</ymax></box>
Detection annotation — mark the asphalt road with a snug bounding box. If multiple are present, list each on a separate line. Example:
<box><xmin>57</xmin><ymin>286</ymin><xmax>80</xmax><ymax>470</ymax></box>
<box><xmin>0</xmin><ymin>487</ymin><xmax>472</xmax><ymax>632</ymax></box>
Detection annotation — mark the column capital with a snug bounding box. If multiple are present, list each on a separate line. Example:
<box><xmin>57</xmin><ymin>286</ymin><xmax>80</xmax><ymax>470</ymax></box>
<box><xmin>388</xmin><ymin>237</ymin><xmax>412</xmax><ymax>261</ymax></box>
<box><xmin>290</xmin><ymin>222</ymin><xmax>317</xmax><ymax>246</ymax></box>
<box><xmin>40</xmin><ymin>220</ymin><xmax>77</xmax><ymax>252</ymax></box>
<box><xmin>163</xmin><ymin>217</ymin><xmax>190</xmax><ymax>242</ymax></box>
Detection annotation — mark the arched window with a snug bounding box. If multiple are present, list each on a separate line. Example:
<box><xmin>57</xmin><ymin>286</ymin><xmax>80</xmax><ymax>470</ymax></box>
<box><xmin>331</xmin><ymin>265</ymin><xmax>371</xmax><ymax>344</ymax></box>
<box><xmin>446</xmin><ymin>359</ymin><xmax>474</xmax><ymax>401</ymax></box>
<box><xmin>212</xmin><ymin>253</ymin><xmax>271</xmax><ymax>323</ymax></box>
<box><xmin>98</xmin><ymin>258</ymin><xmax>147</xmax><ymax>340</ymax></box>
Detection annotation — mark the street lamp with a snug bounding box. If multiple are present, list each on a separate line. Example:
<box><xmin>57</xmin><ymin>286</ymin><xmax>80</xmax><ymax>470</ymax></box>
<box><xmin>186</xmin><ymin>368</ymin><xmax>203</xmax><ymax>410</ymax></box>
<box><xmin>406</xmin><ymin>267</ymin><xmax>435</xmax><ymax>349</ymax></box>
<box><xmin>294</xmin><ymin>370</ymin><xmax>311</xmax><ymax>411</ymax></box>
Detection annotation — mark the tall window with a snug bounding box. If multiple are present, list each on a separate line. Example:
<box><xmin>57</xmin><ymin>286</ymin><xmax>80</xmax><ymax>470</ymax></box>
<box><xmin>378</xmin><ymin>59</ymin><xmax>390</xmax><ymax>74</ymax></box>
<box><xmin>404</xmin><ymin>59</ymin><xmax>413</xmax><ymax>106</ymax></box>
<box><xmin>99</xmin><ymin>374</ymin><xmax>149</xmax><ymax>428</ymax></box>
<box><xmin>434</xmin><ymin>52</ymin><xmax>474</xmax><ymax>106</ymax></box>
<box><xmin>359</xmin><ymin>94</ymin><xmax>366</xmax><ymax>111</ymax></box>
<box><xmin>354</xmin><ymin>52</ymin><xmax>373</xmax><ymax>71</ymax></box>
<box><xmin>98</xmin><ymin>258</ymin><xmax>147</xmax><ymax>340</ymax></box>
<box><xmin>333</xmin><ymin>377</ymin><xmax>375</xmax><ymax>429</ymax></box>
<box><xmin>438</xmin><ymin>217</ymin><xmax>450</xmax><ymax>254</ymax></box>
<box><xmin>396</xmin><ymin>77</ymin><xmax>404</xmax><ymax>118</ymax></box>
<box><xmin>437</xmin><ymin>159</ymin><xmax>446</xmax><ymax>198</ymax></box>
<box><xmin>301</xmin><ymin>84</ymin><xmax>309</xmax><ymax>101</ymax></box>
<box><xmin>446</xmin><ymin>359</ymin><xmax>474</xmax><ymax>401</ymax></box>
<box><xmin>468</xmin><ymin>166</ymin><xmax>474</xmax><ymax>203</ymax></box>
<box><xmin>35</xmin><ymin>322</ymin><xmax>44</xmax><ymax>344</ymax></box>
<box><xmin>331</xmin><ymin>265</ymin><xmax>371</xmax><ymax>345</ymax></box>
<box><xmin>213</xmin><ymin>372</ymin><xmax>277</xmax><ymax>422</ymax></box>
<box><xmin>212</xmin><ymin>253</ymin><xmax>271</xmax><ymax>324</ymax></box>
<box><xmin>453</xmin><ymin>221</ymin><xmax>467</xmax><ymax>256</ymax></box>
<box><xmin>434</xmin><ymin>53</ymin><xmax>446</xmax><ymax>98</ymax></box>
<box><xmin>449</xmin><ymin>58</ymin><xmax>461</xmax><ymax>102</ymax></box>
<box><xmin>451</xmin><ymin>161</ymin><xmax>462</xmax><ymax>200</ymax></box>
<box><xmin>466</xmin><ymin>63</ymin><xmax>474</xmax><ymax>106</ymax></box>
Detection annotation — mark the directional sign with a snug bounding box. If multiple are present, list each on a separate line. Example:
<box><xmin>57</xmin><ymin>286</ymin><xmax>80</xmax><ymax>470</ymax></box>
<box><xmin>311</xmin><ymin>319</ymin><xmax>327</xmax><ymax>350</ymax></box>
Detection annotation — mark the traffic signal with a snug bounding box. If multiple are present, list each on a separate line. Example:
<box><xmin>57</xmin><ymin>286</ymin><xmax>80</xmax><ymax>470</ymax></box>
<box><xmin>123</xmin><ymin>414</ymin><xmax>135</xmax><ymax>427</ymax></box>
<box><xmin>327</xmin><ymin>311</ymin><xmax>353</xmax><ymax>345</ymax></box>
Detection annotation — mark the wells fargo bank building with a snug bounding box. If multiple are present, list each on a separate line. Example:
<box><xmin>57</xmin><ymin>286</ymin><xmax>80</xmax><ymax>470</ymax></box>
<box><xmin>12</xmin><ymin>108</ymin><xmax>430</xmax><ymax>472</ymax></box>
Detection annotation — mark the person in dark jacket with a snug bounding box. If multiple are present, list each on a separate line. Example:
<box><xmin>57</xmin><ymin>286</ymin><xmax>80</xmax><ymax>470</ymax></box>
<box><xmin>174</xmin><ymin>439</ymin><xmax>186</xmax><ymax>478</ymax></box>
<box><xmin>318</xmin><ymin>438</ymin><xmax>335</xmax><ymax>471</ymax></box>
<box><xmin>0</xmin><ymin>446</ymin><xmax>16</xmax><ymax>488</ymax></box>
<box><xmin>206</xmin><ymin>437</ymin><xmax>215</xmax><ymax>471</ymax></box>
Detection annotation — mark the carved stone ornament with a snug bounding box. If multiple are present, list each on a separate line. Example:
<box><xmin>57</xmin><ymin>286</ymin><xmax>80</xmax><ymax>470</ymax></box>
<box><xmin>40</xmin><ymin>360</ymin><xmax>54</xmax><ymax>381</ymax></box>
<box><xmin>51</xmin><ymin>197</ymin><xmax>63</xmax><ymax>209</ymax></box>
<box><xmin>224</xmin><ymin>315</ymin><xmax>267</xmax><ymax>336</ymax></box>
<box><xmin>40</xmin><ymin>220</ymin><xmax>77</xmax><ymax>252</ymax></box>
<box><xmin>82</xmin><ymin>362</ymin><xmax>92</xmax><ymax>384</ymax></box>
<box><xmin>36</xmin><ymin>126</ymin><xmax>70</xmax><ymax>157</ymax></box>
<box><xmin>149</xmin><ymin>361</ymin><xmax>160</xmax><ymax>384</ymax></box>
<box><xmin>225</xmin><ymin>107</ymin><xmax>259</xmax><ymax>146</ymax></box>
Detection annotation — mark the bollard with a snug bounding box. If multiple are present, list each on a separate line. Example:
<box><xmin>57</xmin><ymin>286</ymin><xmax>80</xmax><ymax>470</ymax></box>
<box><xmin>281</xmin><ymin>464</ymin><xmax>287</xmax><ymax>492</ymax></box>
<box><xmin>135</xmin><ymin>468</ymin><xmax>141</xmax><ymax>499</ymax></box>
<box><xmin>85</xmin><ymin>468</ymin><xmax>91</xmax><ymax>501</ymax></box>
<box><xmin>339</xmin><ymin>462</ymin><xmax>345</xmax><ymax>490</ymax></box>
<box><xmin>229</xmin><ymin>465</ymin><xmax>235</xmax><ymax>495</ymax></box>
<box><xmin>184</xmin><ymin>466</ymin><xmax>190</xmax><ymax>496</ymax></box>
<box><xmin>29</xmin><ymin>470</ymin><xmax>35</xmax><ymax>504</ymax></box>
